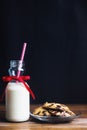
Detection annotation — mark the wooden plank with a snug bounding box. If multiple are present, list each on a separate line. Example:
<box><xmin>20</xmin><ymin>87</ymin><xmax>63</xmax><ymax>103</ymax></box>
<box><xmin>0</xmin><ymin>104</ymin><xmax>87</xmax><ymax>130</ymax></box>
<box><xmin>0</xmin><ymin>118</ymin><xmax>87</xmax><ymax>130</ymax></box>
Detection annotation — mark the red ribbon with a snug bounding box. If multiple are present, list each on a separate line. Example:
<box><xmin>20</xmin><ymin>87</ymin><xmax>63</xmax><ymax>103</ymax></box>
<box><xmin>0</xmin><ymin>76</ymin><xmax>35</xmax><ymax>102</ymax></box>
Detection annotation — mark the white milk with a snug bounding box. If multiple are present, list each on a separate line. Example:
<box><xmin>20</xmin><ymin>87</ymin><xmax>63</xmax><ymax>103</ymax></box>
<box><xmin>5</xmin><ymin>82</ymin><xmax>30</xmax><ymax>122</ymax></box>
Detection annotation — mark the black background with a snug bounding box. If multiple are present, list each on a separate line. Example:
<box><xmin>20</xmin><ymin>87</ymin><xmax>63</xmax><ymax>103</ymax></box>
<box><xmin>0</xmin><ymin>0</ymin><xmax>87</xmax><ymax>104</ymax></box>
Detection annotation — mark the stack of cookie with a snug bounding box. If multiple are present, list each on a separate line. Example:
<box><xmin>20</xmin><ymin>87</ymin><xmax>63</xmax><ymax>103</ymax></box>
<box><xmin>33</xmin><ymin>102</ymin><xmax>75</xmax><ymax>117</ymax></box>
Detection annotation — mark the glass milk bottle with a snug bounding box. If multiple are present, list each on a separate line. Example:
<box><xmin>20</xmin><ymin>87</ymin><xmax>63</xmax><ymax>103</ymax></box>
<box><xmin>5</xmin><ymin>60</ymin><xmax>30</xmax><ymax>122</ymax></box>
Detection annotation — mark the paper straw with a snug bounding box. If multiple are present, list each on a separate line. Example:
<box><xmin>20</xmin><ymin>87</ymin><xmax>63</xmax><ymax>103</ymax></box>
<box><xmin>17</xmin><ymin>43</ymin><xmax>27</xmax><ymax>77</ymax></box>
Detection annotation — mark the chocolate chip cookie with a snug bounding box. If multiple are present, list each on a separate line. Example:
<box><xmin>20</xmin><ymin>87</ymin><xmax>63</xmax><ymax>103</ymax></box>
<box><xmin>33</xmin><ymin>102</ymin><xmax>75</xmax><ymax>117</ymax></box>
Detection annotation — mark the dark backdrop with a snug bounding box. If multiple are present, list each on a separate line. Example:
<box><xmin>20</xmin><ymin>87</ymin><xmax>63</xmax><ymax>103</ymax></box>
<box><xmin>0</xmin><ymin>0</ymin><xmax>87</xmax><ymax>104</ymax></box>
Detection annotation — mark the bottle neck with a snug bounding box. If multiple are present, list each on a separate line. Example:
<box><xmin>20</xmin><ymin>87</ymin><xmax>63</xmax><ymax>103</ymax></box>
<box><xmin>8</xmin><ymin>60</ymin><xmax>25</xmax><ymax>76</ymax></box>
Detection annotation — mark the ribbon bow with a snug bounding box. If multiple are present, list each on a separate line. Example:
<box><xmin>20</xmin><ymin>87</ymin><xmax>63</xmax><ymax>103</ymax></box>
<box><xmin>0</xmin><ymin>76</ymin><xmax>35</xmax><ymax>102</ymax></box>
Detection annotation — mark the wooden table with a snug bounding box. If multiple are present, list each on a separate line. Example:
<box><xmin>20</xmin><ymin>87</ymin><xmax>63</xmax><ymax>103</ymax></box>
<box><xmin>0</xmin><ymin>104</ymin><xmax>87</xmax><ymax>130</ymax></box>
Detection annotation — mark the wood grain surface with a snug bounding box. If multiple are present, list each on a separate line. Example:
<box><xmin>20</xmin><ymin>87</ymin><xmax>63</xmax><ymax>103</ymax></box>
<box><xmin>0</xmin><ymin>104</ymin><xmax>87</xmax><ymax>130</ymax></box>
